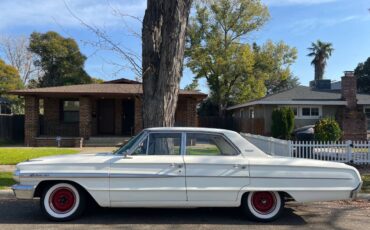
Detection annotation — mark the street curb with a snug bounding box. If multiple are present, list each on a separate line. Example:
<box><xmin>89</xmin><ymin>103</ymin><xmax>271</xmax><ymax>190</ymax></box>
<box><xmin>0</xmin><ymin>189</ymin><xmax>14</xmax><ymax>199</ymax></box>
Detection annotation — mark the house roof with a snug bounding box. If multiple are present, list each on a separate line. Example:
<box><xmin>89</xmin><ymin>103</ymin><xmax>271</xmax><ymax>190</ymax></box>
<box><xmin>227</xmin><ymin>86</ymin><xmax>370</xmax><ymax>110</ymax></box>
<box><xmin>9</xmin><ymin>83</ymin><xmax>207</xmax><ymax>99</ymax></box>
<box><xmin>103</xmin><ymin>78</ymin><xmax>141</xmax><ymax>84</ymax></box>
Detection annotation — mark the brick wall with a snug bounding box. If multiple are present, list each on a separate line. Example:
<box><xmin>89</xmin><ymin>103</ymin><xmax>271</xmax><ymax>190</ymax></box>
<box><xmin>337</xmin><ymin>108</ymin><xmax>367</xmax><ymax>140</ymax></box>
<box><xmin>341</xmin><ymin>71</ymin><xmax>357</xmax><ymax>109</ymax></box>
<box><xmin>338</xmin><ymin>71</ymin><xmax>368</xmax><ymax>140</ymax></box>
<box><xmin>79</xmin><ymin>97</ymin><xmax>92</xmax><ymax>139</ymax></box>
<box><xmin>24</xmin><ymin>96</ymin><xmax>39</xmax><ymax>146</ymax></box>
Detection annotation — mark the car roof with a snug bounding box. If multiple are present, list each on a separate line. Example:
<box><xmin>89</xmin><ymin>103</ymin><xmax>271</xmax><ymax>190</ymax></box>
<box><xmin>144</xmin><ymin>127</ymin><xmax>237</xmax><ymax>135</ymax></box>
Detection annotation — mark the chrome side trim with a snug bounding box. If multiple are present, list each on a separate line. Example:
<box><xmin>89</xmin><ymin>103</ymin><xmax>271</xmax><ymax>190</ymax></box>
<box><xmin>11</xmin><ymin>184</ymin><xmax>35</xmax><ymax>199</ymax></box>
<box><xmin>110</xmin><ymin>173</ymin><xmax>180</xmax><ymax>178</ymax></box>
<box><xmin>18</xmin><ymin>172</ymin><xmax>353</xmax><ymax>180</ymax></box>
<box><xmin>19</xmin><ymin>172</ymin><xmax>109</xmax><ymax>178</ymax></box>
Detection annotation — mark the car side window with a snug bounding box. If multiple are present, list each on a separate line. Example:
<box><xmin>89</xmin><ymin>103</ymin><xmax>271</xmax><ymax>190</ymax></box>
<box><xmin>131</xmin><ymin>136</ymin><xmax>148</xmax><ymax>155</ymax></box>
<box><xmin>186</xmin><ymin>133</ymin><xmax>238</xmax><ymax>156</ymax></box>
<box><xmin>147</xmin><ymin>133</ymin><xmax>182</xmax><ymax>155</ymax></box>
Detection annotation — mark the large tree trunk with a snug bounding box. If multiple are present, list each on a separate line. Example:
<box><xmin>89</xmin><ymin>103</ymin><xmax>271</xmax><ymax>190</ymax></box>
<box><xmin>142</xmin><ymin>0</ymin><xmax>192</xmax><ymax>128</ymax></box>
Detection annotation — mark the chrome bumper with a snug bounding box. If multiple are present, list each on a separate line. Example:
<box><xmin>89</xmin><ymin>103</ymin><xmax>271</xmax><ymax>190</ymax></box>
<box><xmin>11</xmin><ymin>184</ymin><xmax>35</xmax><ymax>199</ymax></box>
<box><xmin>350</xmin><ymin>182</ymin><xmax>363</xmax><ymax>199</ymax></box>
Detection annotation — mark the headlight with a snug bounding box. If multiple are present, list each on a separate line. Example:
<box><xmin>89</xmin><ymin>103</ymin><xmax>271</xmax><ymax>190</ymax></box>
<box><xmin>13</xmin><ymin>169</ymin><xmax>20</xmax><ymax>182</ymax></box>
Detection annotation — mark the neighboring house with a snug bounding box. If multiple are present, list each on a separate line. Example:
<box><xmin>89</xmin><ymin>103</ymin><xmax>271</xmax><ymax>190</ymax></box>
<box><xmin>227</xmin><ymin>71</ymin><xmax>370</xmax><ymax>140</ymax></box>
<box><xmin>10</xmin><ymin>78</ymin><xmax>206</xmax><ymax>147</ymax></box>
<box><xmin>0</xmin><ymin>97</ymin><xmax>11</xmax><ymax>115</ymax></box>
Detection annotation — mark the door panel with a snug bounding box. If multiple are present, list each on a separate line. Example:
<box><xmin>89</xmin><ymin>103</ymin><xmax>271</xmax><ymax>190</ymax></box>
<box><xmin>98</xmin><ymin>99</ymin><xmax>115</xmax><ymax>134</ymax></box>
<box><xmin>109</xmin><ymin>132</ymin><xmax>186</xmax><ymax>205</ymax></box>
<box><xmin>110</xmin><ymin>155</ymin><xmax>186</xmax><ymax>203</ymax></box>
<box><xmin>184</xmin><ymin>155</ymin><xmax>249</xmax><ymax>201</ymax></box>
<box><xmin>184</xmin><ymin>132</ymin><xmax>249</xmax><ymax>202</ymax></box>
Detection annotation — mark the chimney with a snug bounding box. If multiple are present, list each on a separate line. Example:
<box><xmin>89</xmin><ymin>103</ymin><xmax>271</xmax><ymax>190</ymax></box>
<box><xmin>341</xmin><ymin>71</ymin><xmax>357</xmax><ymax>109</ymax></box>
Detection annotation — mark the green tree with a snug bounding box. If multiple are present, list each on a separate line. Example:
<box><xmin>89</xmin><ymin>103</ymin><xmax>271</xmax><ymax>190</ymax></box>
<box><xmin>0</xmin><ymin>59</ymin><xmax>24</xmax><ymax>113</ymax></box>
<box><xmin>314</xmin><ymin>118</ymin><xmax>342</xmax><ymax>141</ymax></box>
<box><xmin>29</xmin><ymin>31</ymin><xmax>92</xmax><ymax>87</ymax></box>
<box><xmin>307</xmin><ymin>40</ymin><xmax>334</xmax><ymax>81</ymax></box>
<box><xmin>91</xmin><ymin>77</ymin><xmax>104</xmax><ymax>84</ymax></box>
<box><xmin>186</xmin><ymin>0</ymin><xmax>297</xmax><ymax>115</ymax></box>
<box><xmin>184</xmin><ymin>79</ymin><xmax>199</xmax><ymax>91</ymax></box>
<box><xmin>271</xmin><ymin>107</ymin><xmax>294</xmax><ymax>140</ymax></box>
<box><xmin>253</xmin><ymin>41</ymin><xmax>298</xmax><ymax>93</ymax></box>
<box><xmin>354</xmin><ymin>57</ymin><xmax>370</xmax><ymax>93</ymax></box>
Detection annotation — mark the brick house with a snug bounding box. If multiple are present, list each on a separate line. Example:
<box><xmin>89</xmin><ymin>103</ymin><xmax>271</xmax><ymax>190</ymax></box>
<box><xmin>10</xmin><ymin>78</ymin><xmax>206</xmax><ymax>147</ymax></box>
<box><xmin>227</xmin><ymin>71</ymin><xmax>370</xmax><ymax>140</ymax></box>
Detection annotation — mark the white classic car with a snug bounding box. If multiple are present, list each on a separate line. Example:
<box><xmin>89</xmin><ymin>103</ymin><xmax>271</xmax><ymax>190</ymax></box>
<box><xmin>12</xmin><ymin>127</ymin><xmax>362</xmax><ymax>222</ymax></box>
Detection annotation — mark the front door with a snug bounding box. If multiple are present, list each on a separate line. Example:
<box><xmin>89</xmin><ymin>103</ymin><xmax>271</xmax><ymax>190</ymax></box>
<box><xmin>122</xmin><ymin>99</ymin><xmax>135</xmax><ymax>135</ymax></box>
<box><xmin>98</xmin><ymin>99</ymin><xmax>115</xmax><ymax>134</ymax></box>
<box><xmin>110</xmin><ymin>132</ymin><xmax>186</xmax><ymax>206</ymax></box>
<box><xmin>184</xmin><ymin>132</ymin><xmax>250</xmax><ymax>202</ymax></box>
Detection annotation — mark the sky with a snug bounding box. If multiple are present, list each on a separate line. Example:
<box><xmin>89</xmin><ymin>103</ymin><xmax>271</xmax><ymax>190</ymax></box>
<box><xmin>0</xmin><ymin>0</ymin><xmax>369</xmax><ymax>92</ymax></box>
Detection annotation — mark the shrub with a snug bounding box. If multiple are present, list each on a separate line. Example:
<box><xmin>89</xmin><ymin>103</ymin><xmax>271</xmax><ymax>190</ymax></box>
<box><xmin>271</xmin><ymin>107</ymin><xmax>295</xmax><ymax>139</ymax></box>
<box><xmin>314</xmin><ymin>117</ymin><xmax>342</xmax><ymax>141</ymax></box>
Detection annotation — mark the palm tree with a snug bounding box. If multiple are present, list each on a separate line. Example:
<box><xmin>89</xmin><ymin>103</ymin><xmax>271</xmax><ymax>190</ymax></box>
<box><xmin>307</xmin><ymin>40</ymin><xmax>334</xmax><ymax>81</ymax></box>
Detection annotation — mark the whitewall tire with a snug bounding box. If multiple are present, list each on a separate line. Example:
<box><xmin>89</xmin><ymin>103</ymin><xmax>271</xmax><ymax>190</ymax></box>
<box><xmin>242</xmin><ymin>191</ymin><xmax>284</xmax><ymax>222</ymax></box>
<box><xmin>40</xmin><ymin>183</ymin><xmax>86</xmax><ymax>221</ymax></box>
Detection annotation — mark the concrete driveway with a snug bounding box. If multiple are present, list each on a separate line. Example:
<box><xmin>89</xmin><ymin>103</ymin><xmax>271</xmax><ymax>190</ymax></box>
<box><xmin>0</xmin><ymin>198</ymin><xmax>368</xmax><ymax>230</ymax></box>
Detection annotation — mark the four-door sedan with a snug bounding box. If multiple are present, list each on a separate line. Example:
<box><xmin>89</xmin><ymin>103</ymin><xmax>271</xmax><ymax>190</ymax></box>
<box><xmin>12</xmin><ymin>127</ymin><xmax>362</xmax><ymax>222</ymax></box>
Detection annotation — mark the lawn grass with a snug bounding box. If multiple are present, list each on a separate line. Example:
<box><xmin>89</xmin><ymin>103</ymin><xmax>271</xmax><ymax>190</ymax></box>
<box><xmin>362</xmin><ymin>174</ymin><xmax>370</xmax><ymax>193</ymax></box>
<box><xmin>0</xmin><ymin>148</ymin><xmax>79</xmax><ymax>165</ymax></box>
<box><xmin>0</xmin><ymin>172</ymin><xmax>15</xmax><ymax>189</ymax></box>
<box><xmin>187</xmin><ymin>147</ymin><xmax>220</xmax><ymax>155</ymax></box>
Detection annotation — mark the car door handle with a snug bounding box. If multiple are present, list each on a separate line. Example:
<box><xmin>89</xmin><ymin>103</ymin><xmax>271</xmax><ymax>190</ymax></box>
<box><xmin>170</xmin><ymin>163</ymin><xmax>183</xmax><ymax>168</ymax></box>
<box><xmin>233</xmin><ymin>164</ymin><xmax>246</xmax><ymax>169</ymax></box>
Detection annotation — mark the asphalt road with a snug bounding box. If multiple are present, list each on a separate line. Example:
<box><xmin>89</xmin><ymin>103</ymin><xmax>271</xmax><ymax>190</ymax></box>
<box><xmin>0</xmin><ymin>198</ymin><xmax>369</xmax><ymax>230</ymax></box>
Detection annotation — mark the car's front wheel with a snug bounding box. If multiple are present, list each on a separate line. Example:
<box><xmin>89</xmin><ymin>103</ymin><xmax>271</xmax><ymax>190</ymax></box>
<box><xmin>40</xmin><ymin>183</ymin><xmax>86</xmax><ymax>221</ymax></box>
<box><xmin>241</xmin><ymin>191</ymin><xmax>284</xmax><ymax>222</ymax></box>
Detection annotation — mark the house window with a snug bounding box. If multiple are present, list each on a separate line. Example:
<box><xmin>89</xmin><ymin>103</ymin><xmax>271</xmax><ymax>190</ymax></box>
<box><xmin>61</xmin><ymin>100</ymin><xmax>79</xmax><ymax>123</ymax></box>
<box><xmin>301</xmin><ymin>107</ymin><xmax>320</xmax><ymax>117</ymax></box>
<box><xmin>249</xmin><ymin>107</ymin><xmax>255</xmax><ymax>119</ymax></box>
<box><xmin>0</xmin><ymin>104</ymin><xmax>11</xmax><ymax>115</ymax></box>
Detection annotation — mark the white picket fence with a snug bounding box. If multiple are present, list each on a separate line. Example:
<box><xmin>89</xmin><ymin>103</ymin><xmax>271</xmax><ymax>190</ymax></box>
<box><xmin>241</xmin><ymin>133</ymin><xmax>370</xmax><ymax>164</ymax></box>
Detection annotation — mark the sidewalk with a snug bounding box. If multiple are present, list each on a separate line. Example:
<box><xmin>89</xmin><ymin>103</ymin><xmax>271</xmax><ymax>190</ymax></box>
<box><xmin>0</xmin><ymin>165</ymin><xmax>15</xmax><ymax>172</ymax></box>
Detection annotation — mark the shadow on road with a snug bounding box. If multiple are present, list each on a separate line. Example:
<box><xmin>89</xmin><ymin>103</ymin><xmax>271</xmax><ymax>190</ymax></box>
<box><xmin>0</xmin><ymin>199</ymin><xmax>306</xmax><ymax>226</ymax></box>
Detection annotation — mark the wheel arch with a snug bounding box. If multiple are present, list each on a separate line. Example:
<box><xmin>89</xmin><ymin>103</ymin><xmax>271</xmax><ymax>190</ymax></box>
<box><xmin>34</xmin><ymin>180</ymin><xmax>99</xmax><ymax>206</ymax></box>
<box><xmin>239</xmin><ymin>190</ymin><xmax>296</xmax><ymax>205</ymax></box>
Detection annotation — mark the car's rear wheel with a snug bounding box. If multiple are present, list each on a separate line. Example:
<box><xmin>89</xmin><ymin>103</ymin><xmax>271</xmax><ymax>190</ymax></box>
<box><xmin>241</xmin><ymin>191</ymin><xmax>284</xmax><ymax>222</ymax></box>
<box><xmin>40</xmin><ymin>183</ymin><xmax>86</xmax><ymax>221</ymax></box>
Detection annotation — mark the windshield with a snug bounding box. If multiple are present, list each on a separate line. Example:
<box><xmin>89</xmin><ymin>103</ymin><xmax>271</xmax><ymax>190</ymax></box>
<box><xmin>114</xmin><ymin>131</ymin><xmax>145</xmax><ymax>155</ymax></box>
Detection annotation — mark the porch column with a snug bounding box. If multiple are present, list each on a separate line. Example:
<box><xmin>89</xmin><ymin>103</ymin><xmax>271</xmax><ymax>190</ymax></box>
<box><xmin>186</xmin><ymin>97</ymin><xmax>198</xmax><ymax>127</ymax></box>
<box><xmin>79</xmin><ymin>97</ymin><xmax>92</xmax><ymax>139</ymax></box>
<box><xmin>134</xmin><ymin>97</ymin><xmax>143</xmax><ymax>134</ymax></box>
<box><xmin>24</xmin><ymin>96</ymin><xmax>39</xmax><ymax>146</ymax></box>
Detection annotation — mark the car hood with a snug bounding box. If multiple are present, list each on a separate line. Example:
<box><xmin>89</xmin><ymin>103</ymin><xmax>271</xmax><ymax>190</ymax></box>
<box><xmin>17</xmin><ymin>152</ymin><xmax>117</xmax><ymax>168</ymax></box>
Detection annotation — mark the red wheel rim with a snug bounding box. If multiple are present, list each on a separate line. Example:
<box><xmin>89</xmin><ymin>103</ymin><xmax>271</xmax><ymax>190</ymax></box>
<box><xmin>49</xmin><ymin>187</ymin><xmax>76</xmax><ymax>213</ymax></box>
<box><xmin>251</xmin><ymin>192</ymin><xmax>276</xmax><ymax>215</ymax></box>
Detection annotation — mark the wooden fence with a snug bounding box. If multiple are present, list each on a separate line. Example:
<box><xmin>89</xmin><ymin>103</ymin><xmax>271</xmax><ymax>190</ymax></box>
<box><xmin>242</xmin><ymin>133</ymin><xmax>370</xmax><ymax>165</ymax></box>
